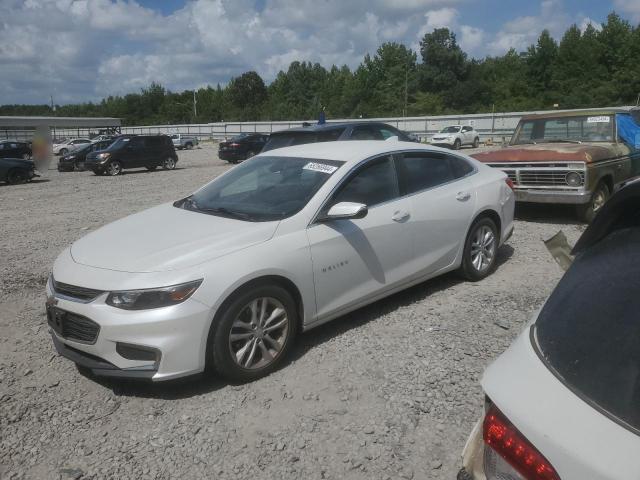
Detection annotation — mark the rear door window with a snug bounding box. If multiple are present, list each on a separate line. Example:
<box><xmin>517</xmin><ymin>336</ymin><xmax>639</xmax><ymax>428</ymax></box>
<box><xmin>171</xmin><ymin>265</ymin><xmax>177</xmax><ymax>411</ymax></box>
<box><xmin>534</xmin><ymin>227</ymin><xmax>640</xmax><ymax>434</ymax></box>
<box><xmin>396</xmin><ymin>153</ymin><xmax>457</xmax><ymax>195</ymax></box>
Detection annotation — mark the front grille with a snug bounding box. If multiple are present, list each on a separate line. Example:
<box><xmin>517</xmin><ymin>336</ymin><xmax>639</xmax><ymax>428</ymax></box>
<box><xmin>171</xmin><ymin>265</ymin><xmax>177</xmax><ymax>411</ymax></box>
<box><xmin>490</xmin><ymin>165</ymin><xmax>585</xmax><ymax>188</ymax></box>
<box><xmin>63</xmin><ymin>312</ymin><xmax>100</xmax><ymax>343</ymax></box>
<box><xmin>52</xmin><ymin>279</ymin><xmax>103</xmax><ymax>302</ymax></box>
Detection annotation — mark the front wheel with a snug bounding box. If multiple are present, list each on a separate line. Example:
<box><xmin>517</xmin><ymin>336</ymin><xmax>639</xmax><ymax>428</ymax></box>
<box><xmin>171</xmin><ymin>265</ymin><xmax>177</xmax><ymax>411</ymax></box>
<box><xmin>208</xmin><ymin>284</ymin><xmax>298</xmax><ymax>382</ymax></box>
<box><xmin>106</xmin><ymin>160</ymin><xmax>122</xmax><ymax>176</ymax></box>
<box><xmin>576</xmin><ymin>181</ymin><xmax>609</xmax><ymax>223</ymax></box>
<box><xmin>459</xmin><ymin>217</ymin><xmax>499</xmax><ymax>281</ymax></box>
<box><xmin>163</xmin><ymin>157</ymin><xmax>176</xmax><ymax>170</ymax></box>
<box><xmin>453</xmin><ymin>139</ymin><xmax>461</xmax><ymax>150</ymax></box>
<box><xmin>59</xmin><ymin>148</ymin><xmax>68</xmax><ymax>156</ymax></box>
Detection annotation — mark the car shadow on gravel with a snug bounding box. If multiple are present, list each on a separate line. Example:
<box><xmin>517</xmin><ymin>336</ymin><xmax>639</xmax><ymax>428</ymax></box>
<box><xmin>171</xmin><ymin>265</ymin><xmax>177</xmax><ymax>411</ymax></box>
<box><xmin>83</xmin><ymin>244</ymin><xmax>514</xmax><ymax>399</ymax></box>
<box><xmin>0</xmin><ymin>178</ymin><xmax>51</xmax><ymax>188</ymax></box>
<box><xmin>515</xmin><ymin>203</ymin><xmax>584</xmax><ymax>226</ymax></box>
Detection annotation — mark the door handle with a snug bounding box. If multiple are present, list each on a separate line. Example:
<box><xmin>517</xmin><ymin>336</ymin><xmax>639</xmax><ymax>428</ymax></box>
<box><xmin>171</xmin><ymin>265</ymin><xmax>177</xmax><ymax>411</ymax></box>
<box><xmin>392</xmin><ymin>210</ymin><xmax>410</xmax><ymax>222</ymax></box>
<box><xmin>456</xmin><ymin>191</ymin><xmax>471</xmax><ymax>202</ymax></box>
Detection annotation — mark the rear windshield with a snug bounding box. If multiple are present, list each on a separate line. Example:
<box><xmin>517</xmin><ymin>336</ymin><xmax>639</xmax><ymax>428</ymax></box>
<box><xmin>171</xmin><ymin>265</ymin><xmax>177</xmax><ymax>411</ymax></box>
<box><xmin>263</xmin><ymin>128</ymin><xmax>345</xmax><ymax>152</ymax></box>
<box><xmin>533</xmin><ymin>227</ymin><xmax>640</xmax><ymax>435</ymax></box>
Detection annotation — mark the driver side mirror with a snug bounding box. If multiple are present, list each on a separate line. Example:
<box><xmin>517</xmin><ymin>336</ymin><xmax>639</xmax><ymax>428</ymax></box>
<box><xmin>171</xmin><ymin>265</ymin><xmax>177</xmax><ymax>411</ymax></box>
<box><xmin>318</xmin><ymin>202</ymin><xmax>368</xmax><ymax>222</ymax></box>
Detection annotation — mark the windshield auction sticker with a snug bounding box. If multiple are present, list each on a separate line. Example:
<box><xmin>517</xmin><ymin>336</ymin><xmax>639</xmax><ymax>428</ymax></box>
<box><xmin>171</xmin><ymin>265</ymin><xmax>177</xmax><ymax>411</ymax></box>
<box><xmin>587</xmin><ymin>116</ymin><xmax>610</xmax><ymax>123</ymax></box>
<box><xmin>303</xmin><ymin>162</ymin><xmax>338</xmax><ymax>174</ymax></box>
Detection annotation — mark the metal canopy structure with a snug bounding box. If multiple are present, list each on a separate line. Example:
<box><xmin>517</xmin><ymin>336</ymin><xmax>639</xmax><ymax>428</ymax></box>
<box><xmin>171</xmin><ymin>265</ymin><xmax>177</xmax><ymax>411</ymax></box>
<box><xmin>0</xmin><ymin>116</ymin><xmax>121</xmax><ymax>141</ymax></box>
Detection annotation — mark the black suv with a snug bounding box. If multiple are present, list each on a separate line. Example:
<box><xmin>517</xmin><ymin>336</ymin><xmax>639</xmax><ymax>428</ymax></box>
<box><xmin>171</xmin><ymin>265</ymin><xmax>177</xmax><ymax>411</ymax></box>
<box><xmin>262</xmin><ymin>122</ymin><xmax>419</xmax><ymax>152</ymax></box>
<box><xmin>84</xmin><ymin>135</ymin><xmax>178</xmax><ymax>176</ymax></box>
<box><xmin>0</xmin><ymin>140</ymin><xmax>31</xmax><ymax>159</ymax></box>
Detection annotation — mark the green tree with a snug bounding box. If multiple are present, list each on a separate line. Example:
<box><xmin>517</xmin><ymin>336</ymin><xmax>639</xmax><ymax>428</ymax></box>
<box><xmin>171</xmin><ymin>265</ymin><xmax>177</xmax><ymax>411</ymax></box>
<box><xmin>419</xmin><ymin>28</ymin><xmax>467</xmax><ymax>93</ymax></box>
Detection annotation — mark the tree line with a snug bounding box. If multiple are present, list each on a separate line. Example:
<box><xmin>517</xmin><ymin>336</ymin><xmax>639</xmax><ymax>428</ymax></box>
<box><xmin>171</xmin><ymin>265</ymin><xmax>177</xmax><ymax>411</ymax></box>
<box><xmin>1</xmin><ymin>12</ymin><xmax>639</xmax><ymax>126</ymax></box>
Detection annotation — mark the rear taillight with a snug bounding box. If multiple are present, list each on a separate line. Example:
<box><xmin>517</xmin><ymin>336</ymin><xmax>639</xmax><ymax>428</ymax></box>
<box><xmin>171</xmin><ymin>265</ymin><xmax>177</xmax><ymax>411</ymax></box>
<box><xmin>483</xmin><ymin>405</ymin><xmax>560</xmax><ymax>480</ymax></box>
<box><xmin>505</xmin><ymin>178</ymin><xmax>515</xmax><ymax>191</ymax></box>
<box><xmin>230</xmin><ymin>143</ymin><xmax>240</xmax><ymax>147</ymax></box>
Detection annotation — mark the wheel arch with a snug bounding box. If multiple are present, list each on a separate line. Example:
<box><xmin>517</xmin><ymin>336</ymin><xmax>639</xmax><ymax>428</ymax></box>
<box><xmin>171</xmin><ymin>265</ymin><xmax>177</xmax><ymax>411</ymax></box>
<box><xmin>470</xmin><ymin>208</ymin><xmax>502</xmax><ymax>243</ymax></box>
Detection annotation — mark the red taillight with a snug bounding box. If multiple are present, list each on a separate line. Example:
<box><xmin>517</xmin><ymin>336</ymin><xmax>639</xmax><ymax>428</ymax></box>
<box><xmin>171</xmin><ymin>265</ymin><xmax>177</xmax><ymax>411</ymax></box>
<box><xmin>505</xmin><ymin>178</ymin><xmax>515</xmax><ymax>191</ymax></box>
<box><xmin>230</xmin><ymin>143</ymin><xmax>240</xmax><ymax>147</ymax></box>
<box><xmin>483</xmin><ymin>405</ymin><xmax>560</xmax><ymax>480</ymax></box>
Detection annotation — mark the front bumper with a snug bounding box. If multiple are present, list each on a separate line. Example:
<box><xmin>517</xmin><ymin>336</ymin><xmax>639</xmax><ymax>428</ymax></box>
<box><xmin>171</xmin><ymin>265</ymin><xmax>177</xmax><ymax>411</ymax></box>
<box><xmin>514</xmin><ymin>189</ymin><xmax>591</xmax><ymax>205</ymax></box>
<box><xmin>430</xmin><ymin>137</ymin><xmax>455</xmax><ymax>146</ymax></box>
<box><xmin>46</xmin><ymin>281</ymin><xmax>213</xmax><ymax>381</ymax></box>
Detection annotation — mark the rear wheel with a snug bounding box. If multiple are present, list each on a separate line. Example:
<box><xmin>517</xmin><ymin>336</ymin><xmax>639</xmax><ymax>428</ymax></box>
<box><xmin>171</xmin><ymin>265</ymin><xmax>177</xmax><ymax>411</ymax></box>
<box><xmin>106</xmin><ymin>160</ymin><xmax>122</xmax><ymax>176</ymax></box>
<box><xmin>473</xmin><ymin>137</ymin><xmax>480</xmax><ymax>148</ymax></box>
<box><xmin>207</xmin><ymin>284</ymin><xmax>298</xmax><ymax>382</ymax></box>
<box><xmin>186</xmin><ymin>142</ymin><xmax>193</xmax><ymax>150</ymax></box>
<box><xmin>6</xmin><ymin>169</ymin><xmax>27</xmax><ymax>185</ymax></box>
<box><xmin>163</xmin><ymin>157</ymin><xmax>176</xmax><ymax>170</ymax></box>
<box><xmin>577</xmin><ymin>181</ymin><xmax>609</xmax><ymax>223</ymax></box>
<box><xmin>459</xmin><ymin>217</ymin><xmax>499</xmax><ymax>281</ymax></box>
<box><xmin>453</xmin><ymin>138</ymin><xmax>461</xmax><ymax>150</ymax></box>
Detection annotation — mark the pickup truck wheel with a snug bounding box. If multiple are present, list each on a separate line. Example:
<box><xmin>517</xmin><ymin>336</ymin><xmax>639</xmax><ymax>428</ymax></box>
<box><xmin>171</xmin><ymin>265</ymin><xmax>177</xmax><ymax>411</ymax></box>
<box><xmin>186</xmin><ymin>142</ymin><xmax>193</xmax><ymax>150</ymax></box>
<box><xmin>7</xmin><ymin>169</ymin><xmax>28</xmax><ymax>185</ymax></box>
<box><xmin>453</xmin><ymin>139</ymin><xmax>461</xmax><ymax>150</ymax></box>
<box><xmin>577</xmin><ymin>181</ymin><xmax>609</xmax><ymax>223</ymax></box>
<box><xmin>473</xmin><ymin>137</ymin><xmax>480</xmax><ymax>148</ymax></box>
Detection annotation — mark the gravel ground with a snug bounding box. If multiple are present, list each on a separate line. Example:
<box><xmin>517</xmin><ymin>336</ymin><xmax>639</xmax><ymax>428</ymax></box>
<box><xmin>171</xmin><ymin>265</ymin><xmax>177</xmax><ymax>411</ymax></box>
<box><xmin>0</xmin><ymin>143</ymin><xmax>585</xmax><ymax>480</ymax></box>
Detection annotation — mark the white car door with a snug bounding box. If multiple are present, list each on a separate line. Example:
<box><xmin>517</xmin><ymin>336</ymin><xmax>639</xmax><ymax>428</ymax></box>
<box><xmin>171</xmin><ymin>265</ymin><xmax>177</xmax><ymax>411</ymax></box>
<box><xmin>396</xmin><ymin>152</ymin><xmax>477</xmax><ymax>276</ymax></box>
<box><xmin>307</xmin><ymin>155</ymin><xmax>414</xmax><ymax>320</ymax></box>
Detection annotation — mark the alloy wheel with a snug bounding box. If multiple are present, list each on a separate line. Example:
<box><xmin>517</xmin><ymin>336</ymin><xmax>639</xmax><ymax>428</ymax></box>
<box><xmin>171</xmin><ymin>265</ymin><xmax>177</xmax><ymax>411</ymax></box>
<box><xmin>470</xmin><ymin>225</ymin><xmax>496</xmax><ymax>272</ymax></box>
<box><xmin>107</xmin><ymin>161</ymin><xmax>122</xmax><ymax>176</ymax></box>
<box><xmin>163</xmin><ymin>157</ymin><xmax>176</xmax><ymax>170</ymax></box>
<box><xmin>228</xmin><ymin>297</ymin><xmax>289</xmax><ymax>370</ymax></box>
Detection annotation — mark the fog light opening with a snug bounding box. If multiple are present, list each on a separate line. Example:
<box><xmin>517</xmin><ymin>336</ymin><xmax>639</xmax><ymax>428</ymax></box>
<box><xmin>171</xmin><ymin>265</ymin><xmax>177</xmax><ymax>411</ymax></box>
<box><xmin>116</xmin><ymin>342</ymin><xmax>161</xmax><ymax>363</ymax></box>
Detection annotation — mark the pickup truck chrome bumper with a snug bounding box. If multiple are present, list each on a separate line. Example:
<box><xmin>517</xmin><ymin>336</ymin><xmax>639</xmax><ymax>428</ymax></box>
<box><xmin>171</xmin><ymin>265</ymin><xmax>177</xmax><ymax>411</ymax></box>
<box><xmin>514</xmin><ymin>189</ymin><xmax>592</xmax><ymax>205</ymax></box>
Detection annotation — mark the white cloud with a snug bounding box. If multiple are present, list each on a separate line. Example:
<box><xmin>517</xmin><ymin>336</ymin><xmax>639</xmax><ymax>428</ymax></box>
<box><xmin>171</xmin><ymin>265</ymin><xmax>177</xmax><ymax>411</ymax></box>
<box><xmin>613</xmin><ymin>0</ymin><xmax>640</xmax><ymax>23</ymax></box>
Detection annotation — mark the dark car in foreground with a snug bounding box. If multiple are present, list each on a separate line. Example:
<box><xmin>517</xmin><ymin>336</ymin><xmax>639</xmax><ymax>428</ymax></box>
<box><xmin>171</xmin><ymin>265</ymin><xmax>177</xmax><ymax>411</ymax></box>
<box><xmin>0</xmin><ymin>140</ymin><xmax>31</xmax><ymax>160</ymax></box>
<box><xmin>58</xmin><ymin>139</ymin><xmax>115</xmax><ymax>172</ymax></box>
<box><xmin>84</xmin><ymin>135</ymin><xmax>178</xmax><ymax>176</ymax></box>
<box><xmin>218</xmin><ymin>133</ymin><xmax>269</xmax><ymax>163</ymax></box>
<box><xmin>262</xmin><ymin>121</ymin><xmax>419</xmax><ymax>152</ymax></box>
<box><xmin>0</xmin><ymin>158</ymin><xmax>38</xmax><ymax>184</ymax></box>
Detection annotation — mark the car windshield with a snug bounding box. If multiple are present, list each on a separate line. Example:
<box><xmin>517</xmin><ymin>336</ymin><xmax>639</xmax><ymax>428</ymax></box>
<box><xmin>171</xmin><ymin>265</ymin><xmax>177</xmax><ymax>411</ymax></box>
<box><xmin>513</xmin><ymin>115</ymin><xmax>615</xmax><ymax>144</ymax></box>
<box><xmin>107</xmin><ymin>137</ymin><xmax>130</xmax><ymax>149</ymax></box>
<box><xmin>440</xmin><ymin>126</ymin><xmax>460</xmax><ymax>133</ymax></box>
<box><xmin>175</xmin><ymin>156</ymin><xmax>344</xmax><ymax>222</ymax></box>
<box><xmin>230</xmin><ymin>134</ymin><xmax>249</xmax><ymax>142</ymax></box>
<box><xmin>534</xmin><ymin>226</ymin><xmax>640</xmax><ymax>435</ymax></box>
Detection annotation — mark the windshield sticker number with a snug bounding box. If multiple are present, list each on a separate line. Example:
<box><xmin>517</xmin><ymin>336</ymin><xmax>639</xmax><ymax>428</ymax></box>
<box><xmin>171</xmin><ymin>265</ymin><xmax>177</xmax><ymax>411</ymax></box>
<box><xmin>587</xmin><ymin>116</ymin><xmax>610</xmax><ymax>123</ymax></box>
<box><xmin>303</xmin><ymin>162</ymin><xmax>338</xmax><ymax>174</ymax></box>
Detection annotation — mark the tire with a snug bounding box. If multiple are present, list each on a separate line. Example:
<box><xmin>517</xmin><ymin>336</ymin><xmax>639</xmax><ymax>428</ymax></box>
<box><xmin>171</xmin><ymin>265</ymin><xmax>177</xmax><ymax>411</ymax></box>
<box><xmin>576</xmin><ymin>181</ymin><xmax>610</xmax><ymax>223</ymax></box>
<box><xmin>473</xmin><ymin>137</ymin><xmax>480</xmax><ymax>148</ymax></box>
<box><xmin>106</xmin><ymin>160</ymin><xmax>122</xmax><ymax>176</ymax></box>
<box><xmin>459</xmin><ymin>217</ymin><xmax>499</xmax><ymax>281</ymax></box>
<box><xmin>7</xmin><ymin>169</ymin><xmax>27</xmax><ymax>184</ymax></box>
<box><xmin>186</xmin><ymin>143</ymin><xmax>193</xmax><ymax>150</ymax></box>
<box><xmin>207</xmin><ymin>284</ymin><xmax>298</xmax><ymax>382</ymax></box>
<box><xmin>163</xmin><ymin>157</ymin><xmax>176</xmax><ymax>170</ymax></box>
<box><xmin>59</xmin><ymin>148</ymin><xmax>68</xmax><ymax>156</ymax></box>
<box><xmin>146</xmin><ymin>165</ymin><xmax>157</xmax><ymax>171</ymax></box>
<box><xmin>453</xmin><ymin>139</ymin><xmax>461</xmax><ymax>150</ymax></box>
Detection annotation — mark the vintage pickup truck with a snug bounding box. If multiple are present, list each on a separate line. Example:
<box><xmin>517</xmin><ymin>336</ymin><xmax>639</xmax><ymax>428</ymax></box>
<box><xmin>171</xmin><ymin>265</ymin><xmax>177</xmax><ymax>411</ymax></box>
<box><xmin>471</xmin><ymin>108</ymin><xmax>640</xmax><ymax>221</ymax></box>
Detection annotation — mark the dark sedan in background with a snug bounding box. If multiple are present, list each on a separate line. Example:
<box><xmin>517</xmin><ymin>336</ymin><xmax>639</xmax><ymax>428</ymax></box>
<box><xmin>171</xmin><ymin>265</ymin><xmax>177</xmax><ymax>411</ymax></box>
<box><xmin>262</xmin><ymin>121</ymin><xmax>419</xmax><ymax>152</ymax></box>
<box><xmin>0</xmin><ymin>158</ymin><xmax>38</xmax><ymax>184</ymax></box>
<box><xmin>58</xmin><ymin>139</ymin><xmax>114</xmax><ymax>172</ymax></box>
<box><xmin>218</xmin><ymin>133</ymin><xmax>269</xmax><ymax>163</ymax></box>
<box><xmin>0</xmin><ymin>140</ymin><xmax>31</xmax><ymax>160</ymax></box>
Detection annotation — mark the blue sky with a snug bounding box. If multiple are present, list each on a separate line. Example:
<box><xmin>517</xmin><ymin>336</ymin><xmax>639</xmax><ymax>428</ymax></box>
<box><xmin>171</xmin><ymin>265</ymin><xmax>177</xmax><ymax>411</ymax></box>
<box><xmin>0</xmin><ymin>0</ymin><xmax>638</xmax><ymax>104</ymax></box>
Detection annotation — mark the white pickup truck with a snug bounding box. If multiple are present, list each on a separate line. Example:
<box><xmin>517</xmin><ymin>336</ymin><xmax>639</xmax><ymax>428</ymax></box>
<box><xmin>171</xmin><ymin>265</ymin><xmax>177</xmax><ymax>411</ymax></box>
<box><xmin>170</xmin><ymin>134</ymin><xmax>198</xmax><ymax>150</ymax></box>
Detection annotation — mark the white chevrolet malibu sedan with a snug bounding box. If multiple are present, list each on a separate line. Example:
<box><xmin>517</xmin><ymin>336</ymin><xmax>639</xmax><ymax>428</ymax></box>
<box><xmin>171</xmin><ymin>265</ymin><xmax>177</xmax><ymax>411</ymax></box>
<box><xmin>46</xmin><ymin>140</ymin><xmax>514</xmax><ymax>382</ymax></box>
<box><xmin>458</xmin><ymin>182</ymin><xmax>640</xmax><ymax>480</ymax></box>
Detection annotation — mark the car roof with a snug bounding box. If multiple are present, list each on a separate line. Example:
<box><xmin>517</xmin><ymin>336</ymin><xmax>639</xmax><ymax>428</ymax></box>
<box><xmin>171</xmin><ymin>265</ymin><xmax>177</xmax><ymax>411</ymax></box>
<box><xmin>272</xmin><ymin>121</ymin><xmax>395</xmax><ymax>134</ymax></box>
<box><xmin>260</xmin><ymin>140</ymin><xmax>454</xmax><ymax>164</ymax></box>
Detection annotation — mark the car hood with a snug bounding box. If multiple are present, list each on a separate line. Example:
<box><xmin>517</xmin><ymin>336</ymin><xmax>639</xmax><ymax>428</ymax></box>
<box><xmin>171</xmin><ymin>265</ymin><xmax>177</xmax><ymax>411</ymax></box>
<box><xmin>471</xmin><ymin>143</ymin><xmax>622</xmax><ymax>164</ymax></box>
<box><xmin>70</xmin><ymin>203</ymin><xmax>279</xmax><ymax>273</ymax></box>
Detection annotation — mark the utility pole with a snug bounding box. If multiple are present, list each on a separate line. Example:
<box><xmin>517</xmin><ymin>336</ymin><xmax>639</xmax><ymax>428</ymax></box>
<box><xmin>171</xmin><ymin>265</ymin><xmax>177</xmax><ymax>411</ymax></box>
<box><xmin>193</xmin><ymin>90</ymin><xmax>197</xmax><ymax>119</ymax></box>
<box><xmin>403</xmin><ymin>59</ymin><xmax>408</xmax><ymax>118</ymax></box>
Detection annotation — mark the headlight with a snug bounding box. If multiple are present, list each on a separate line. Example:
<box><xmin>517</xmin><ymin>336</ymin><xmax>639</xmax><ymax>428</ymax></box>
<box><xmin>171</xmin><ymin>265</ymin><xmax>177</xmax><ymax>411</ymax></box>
<box><xmin>106</xmin><ymin>279</ymin><xmax>203</xmax><ymax>310</ymax></box>
<box><xmin>565</xmin><ymin>171</ymin><xmax>583</xmax><ymax>187</ymax></box>
<box><xmin>66</xmin><ymin>155</ymin><xmax>76</xmax><ymax>160</ymax></box>
<box><xmin>96</xmin><ymin>152</ymin><xmax>111</xmax><ymax>162</ymax></box>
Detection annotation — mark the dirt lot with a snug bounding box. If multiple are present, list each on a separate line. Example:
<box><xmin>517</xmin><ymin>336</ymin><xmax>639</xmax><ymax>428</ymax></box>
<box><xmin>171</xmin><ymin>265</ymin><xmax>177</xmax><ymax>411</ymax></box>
<box><xmin>0</xmin><ymin>143</ymin><xmax>585</xmax><ymax>480</ymax></box>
